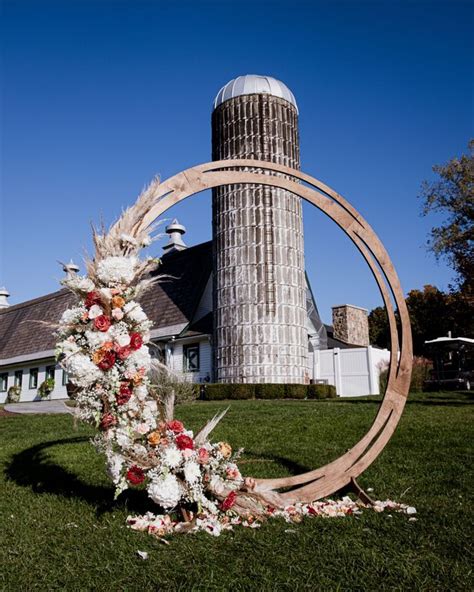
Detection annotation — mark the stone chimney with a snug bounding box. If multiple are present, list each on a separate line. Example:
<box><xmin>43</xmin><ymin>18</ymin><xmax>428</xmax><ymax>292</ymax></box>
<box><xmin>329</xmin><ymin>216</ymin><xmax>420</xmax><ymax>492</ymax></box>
<box><xmin>332</xmin><ymin>304</ymin><xmax>369</xmax><ymax>346</ymax></box>
<box><xmin>163</xmin><ymin>219</ymin><xmax>187</xmax><ymax>254</ymax></box>
<box><xmin>0</xmin><ymin>287</ymin><xmax>10</xmax><ymax>309</ymax></box>
<box><xmin>62</xmin><ymin>260</ymin><xmax>80</xmax><ymax>280</ymax></box>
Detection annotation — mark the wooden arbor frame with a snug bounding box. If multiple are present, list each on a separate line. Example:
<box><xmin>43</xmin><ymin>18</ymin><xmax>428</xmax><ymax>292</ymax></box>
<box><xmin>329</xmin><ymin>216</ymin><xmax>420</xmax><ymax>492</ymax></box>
<box><xmin>137</xmin><ymin>159</ymin><xmax>413</xmax><ymax>504</ymax></box>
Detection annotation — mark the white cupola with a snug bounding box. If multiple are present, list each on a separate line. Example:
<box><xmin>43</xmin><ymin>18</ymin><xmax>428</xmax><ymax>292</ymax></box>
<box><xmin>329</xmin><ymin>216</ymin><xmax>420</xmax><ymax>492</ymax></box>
<box><xmin>0</xmin><ymin>287</ymin><xmax>10</xmax><ymax>309</ymax></box>
<box><xmin>163</xmin><ymin>219</ymin><xmax>187</xmax><ymax>254</ymax></box>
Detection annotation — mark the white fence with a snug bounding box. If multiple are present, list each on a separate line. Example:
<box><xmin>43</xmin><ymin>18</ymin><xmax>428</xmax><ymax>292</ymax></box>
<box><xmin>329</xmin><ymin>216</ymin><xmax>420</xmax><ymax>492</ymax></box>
<box><xmin>311</xmin><ymin>347</ymin><xmax>390</xmax><ymax>397</ymax></box>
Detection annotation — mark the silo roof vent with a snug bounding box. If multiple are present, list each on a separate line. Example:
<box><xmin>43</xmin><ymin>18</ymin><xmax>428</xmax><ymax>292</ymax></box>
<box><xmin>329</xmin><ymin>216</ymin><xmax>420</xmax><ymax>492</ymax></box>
<box><xmin>213</xmin><ymin>74</ymin><xmax>298</xmax><ymax>113</ymax></box>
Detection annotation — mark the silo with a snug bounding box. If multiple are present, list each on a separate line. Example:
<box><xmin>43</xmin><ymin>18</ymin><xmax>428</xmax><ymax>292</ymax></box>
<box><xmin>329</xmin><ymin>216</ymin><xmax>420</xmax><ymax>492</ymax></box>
<box><xmin>212</xmin><ymin>75</ymin><xmax>307</xmax><ymax>384</ymax></box>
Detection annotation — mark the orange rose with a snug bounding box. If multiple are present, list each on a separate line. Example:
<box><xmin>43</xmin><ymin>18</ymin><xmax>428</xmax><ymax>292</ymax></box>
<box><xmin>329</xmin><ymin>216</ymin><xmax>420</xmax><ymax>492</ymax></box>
<box><xmin>92</xmin><ymin>350</ymin><xmax>105</xmax><ymax>365</ymax></box>
<box><xmin>218</xmin><ymin>442</ymin><xmax>232</xmax><ymax>459</ymax></box>
<box><xmin>102</xmin><ymin>341</ymin><xmax>114</xmax><ymax>351</ymax></box>
<box><xmin>111</xmin><ymin>295</ymin><xmax>125</xmax><ymax>309</ymax></box>
<box><xmin>147</xmin><ymin>431</ymin><xmax>161</xmax><ymax>446</ymax></box>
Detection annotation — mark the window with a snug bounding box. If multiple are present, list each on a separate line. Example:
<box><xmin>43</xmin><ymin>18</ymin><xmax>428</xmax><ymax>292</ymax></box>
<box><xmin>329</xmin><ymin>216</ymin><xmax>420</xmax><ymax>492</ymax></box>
<box><xmin>62</xmin><ymin>370</ymin><xmax>69</xmax><ymax>386</ymax></box>
<box><xmin>29</xmin><ymin>368</ymin><xmax>39</xmax><ymax>389</ymax></box>
<box><xmin>46</xmin><ymin>365</ymin><xmax>56</xmax><ymax>381</ymax></box>
<box><xmin>0</xmin><ymin>373</ymin><xmax>7</xmax><ymax>392</ymax></box>
<box><xmin>14</xmin><ymin>370</ymin><xmax>23</xmax><ymax>387</ymax></box>
<box><xmin>183</xmin><ymin>344</ymin><xmax>200</xmax><ymax>372</ymax></box>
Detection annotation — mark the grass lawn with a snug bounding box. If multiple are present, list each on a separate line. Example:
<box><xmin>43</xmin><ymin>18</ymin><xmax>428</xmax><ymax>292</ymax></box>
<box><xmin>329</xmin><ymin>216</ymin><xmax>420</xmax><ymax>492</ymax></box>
<box><xmin>1</xmin><ymin>392</ymin><xmax>472</xmax><ymax>591</ymax></box>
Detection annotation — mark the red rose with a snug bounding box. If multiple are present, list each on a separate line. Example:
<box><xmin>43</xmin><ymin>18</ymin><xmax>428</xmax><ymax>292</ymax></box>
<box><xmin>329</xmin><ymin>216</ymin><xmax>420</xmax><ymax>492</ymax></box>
<box><xmin>94</xmin><ymin>315</ymin><xmax>111</xmax><ymax>332</ymax></box>
<box><xmin>97</xmin><ymin>351</ymin><xmax>116</xmax><ymax>371</ymax></box>
<box><xmin>175</xmin><ymin>434</ymin><xmax>194</xmax><ymax>450</ymax></box>
<box><xmin>167</xmin><ymin>419</ymin><xmax>184</xmax><ymax>434</ymax></box>
<box><xmin>129</xmin><ymin>333</ymin><xmax>143</xmax><ymax>351</ymax></box>
<box><xmin>126</xmin><ymin>465</ymin><xmax>145</xmax><ymax>486</ymax></box>
<box><xmin>116</xmin><ymin>383</ymin><xmax>132</xmax><ymax>405</ymax></box>
<box><xmin>100</xmin><ymin>413</ymin><xmax>117</xmax><ymax>430</ymax></box>
<box><xmin>85</xmin><ymin>291</ymin><xmax>102</xmax><ymax>308</ymax></box>
<box><xmin>116</xmin><ymin>345</ymin><xmax>132</xmax><ymax>360</ymax></box>
<box><xmin>220</xmin><ymin>491</ymin><xmax>237</xmax><ymax>512</ymax></box>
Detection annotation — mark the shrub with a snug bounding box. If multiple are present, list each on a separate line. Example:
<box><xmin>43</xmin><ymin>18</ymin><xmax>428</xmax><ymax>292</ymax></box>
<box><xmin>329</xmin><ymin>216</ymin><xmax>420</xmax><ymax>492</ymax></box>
<box><xmin>230</xmin><ymin>384</ymin><xmax>255</xmax><ymax>400</ymax></box>
<box><xmin>307</xmin><ymin>384</ymin><xmax>337</xmax><ymax>399</ymax></box>
<box><xmin>38</xmin><ymin>378</ymin><xmax>55</xmax><ymax>399</ymax></box>
<box><xmin>7</xmin><ymin>385</ymin><xmax>21</xmax><ymax>403</ymax></box>
<box><xmin>255</xmin><ymin>383</ymin><xmax>286</xmax><ymax>399</ymax></box>
<box><xmin>285</xmin><ymin>384</ymin><xmax>307</xmax><ymax>399</ymax></box>
<box><xmin>411</xmin><ymin>356</ymin><xmax>433</xmax><ymax>392</ymax></box>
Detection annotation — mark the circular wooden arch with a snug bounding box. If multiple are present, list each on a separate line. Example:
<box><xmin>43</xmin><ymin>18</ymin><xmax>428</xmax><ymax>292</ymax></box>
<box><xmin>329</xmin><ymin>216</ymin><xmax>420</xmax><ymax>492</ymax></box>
<box><xmin>136</xmin><ymin>159</ymin><xmax>413</xmax><ymax>503</ymax></box>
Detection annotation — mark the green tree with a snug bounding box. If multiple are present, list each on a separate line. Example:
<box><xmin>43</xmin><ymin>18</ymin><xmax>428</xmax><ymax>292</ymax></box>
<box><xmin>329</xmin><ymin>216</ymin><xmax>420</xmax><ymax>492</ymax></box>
<box><xmin>368</xmin><ymin>285</ymin><xmax>474</xmax><ymax>355</ymax></box>
<box><xmin>420</xmin><ymin>140</ymin><xmax>474</xmax><ymax>294</ymax></box>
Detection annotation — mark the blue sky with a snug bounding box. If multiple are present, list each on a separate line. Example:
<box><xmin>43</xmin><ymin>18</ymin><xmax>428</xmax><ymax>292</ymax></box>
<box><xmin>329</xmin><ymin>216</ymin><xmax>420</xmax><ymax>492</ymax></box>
<box><xmin>1</xmin><ymin>0</ymin><xmax>472</xmax><ymax>323</ymax></box>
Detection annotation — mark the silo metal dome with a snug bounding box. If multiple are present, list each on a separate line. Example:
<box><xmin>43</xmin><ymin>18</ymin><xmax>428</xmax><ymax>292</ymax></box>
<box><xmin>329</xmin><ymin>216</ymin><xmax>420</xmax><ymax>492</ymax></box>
<box><xmin>213</xmin><ymin>74</ymin><xmax>298</xmax><ymax>113</ymax></box>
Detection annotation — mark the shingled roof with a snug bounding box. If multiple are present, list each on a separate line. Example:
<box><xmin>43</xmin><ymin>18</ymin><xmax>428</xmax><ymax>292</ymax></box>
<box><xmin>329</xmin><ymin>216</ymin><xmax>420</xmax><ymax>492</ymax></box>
<box><xmin>0</xmin><ymin>241</ymin><xmax>213</xmax><ymax>364</ymax></box>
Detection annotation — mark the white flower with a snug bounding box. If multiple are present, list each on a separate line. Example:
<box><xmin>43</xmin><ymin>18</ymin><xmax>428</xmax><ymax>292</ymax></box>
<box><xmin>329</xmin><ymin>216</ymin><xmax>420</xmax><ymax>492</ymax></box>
<box><xmin>96</xmin><ymin>256</ymin><xmax>138</xmax><ymax>285</ymax></box>
<box><xmin>60</xmin><ymin>307</ymin><xmax>84</xmax><ymax>326</ymax></box>
<box><xmin>99</xmin><ymin>288</ymin><xmax>113</xmax><ymax>301</ymax></box>
<box><xmin>134</xmin><ymin>385</ymin><xmax>148</xmax><ymax>401</ymax></box>
<box><xmin>162</xmin><ymin>446</ymin><xmax>182</xmax><ymax>469</ymax></box>
<box><xmin>66</xmin><ymin>353</ymin><xmax>102</xmax><ymax>387</ymax></box>
<box><xmin>125</xmin><ymin>347</ymin><xmax>151</xmax><ymax>372</ymax></box>
<box><xmin>184</xmin><ymin>461</ymin><xmax>201</xmax><ymax>485</ymax></box>
<box><xmin>115</xmin><ymin>428</ymin><xmax>133</xmax><ymax>449</ymax></box>
<box><xmin>106</xmin><ymin>452</ymin><xmax>124</xmax><ymax>484</ymax></box>
<box><xmin>109</xmin><ymin>322</ymin><xmax>131</xmax><ymax>347</ymax></box>
<box><xmin>58</xmin><ymin>339</ymin><xmax>80</xmax><ymax>357</ymax></box>
<box><xmin>64</xmin><ymin>275</ymin><xmax>95</xmax><ymax>293</ymax></box>
<box><xmin>123</xmin><ymin>301</ymin><xmax>148</xmax><ymax>323</ymax></box>
<box><xmin>148</xmin><ymin>475</ymin><xmax>181</xmax><ymax>509</ymax></box>
<box><xmin>88</xmin><ymin>304</ymin><xmax>103</xmax><ymax>319</ymax></box>
<box><xmin>85</xmin><ymin>330</ymin><xmax>110</xmax><ymax>349</ymax></box>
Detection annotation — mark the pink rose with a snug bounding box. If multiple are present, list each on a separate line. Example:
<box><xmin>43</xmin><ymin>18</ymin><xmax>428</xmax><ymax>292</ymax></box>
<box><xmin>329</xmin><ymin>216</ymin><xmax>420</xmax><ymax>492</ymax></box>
<box><xmin>197</xmin><ymin>447</ymin><xmax>210</xmax><ymax>464</ymax></box>
<box><xmin>166</xmin><ymin>419</ymin><xmax>184</xmax><ymax>434</ymax></box>
<box><xmin>112</xmin><ymin>308</ymin><xmax>124</xmax><ymax>321</ymax></box>
<box><xmin>94</xmin><ymin>315</ymin><xmax>111</xmax><ymax>332</ymax></box>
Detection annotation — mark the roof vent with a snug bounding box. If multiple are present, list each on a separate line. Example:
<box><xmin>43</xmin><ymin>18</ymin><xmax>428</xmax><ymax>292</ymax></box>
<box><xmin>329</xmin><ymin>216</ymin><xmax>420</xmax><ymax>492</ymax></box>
<box><xmin>0</xmin><ymin>287</ymin><xmax>10</xmax><ymax>309</ymax></box>
<box><xmin>163</xmin><ymin>219</ymin><xmax>187</xmax><ymax>254</ymax></box>
<box><xmin>62</xmin><ymin>260</ymin><xmax>80</xmax><ymax>280</ymax></box>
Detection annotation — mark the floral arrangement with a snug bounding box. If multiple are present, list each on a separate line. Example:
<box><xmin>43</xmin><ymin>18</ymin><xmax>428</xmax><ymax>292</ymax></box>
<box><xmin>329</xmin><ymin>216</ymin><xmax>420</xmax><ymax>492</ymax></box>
<box><xmin>56</xmin><ymin>178</ymin><xmax>416</xmax><ymax>539</ymax></box>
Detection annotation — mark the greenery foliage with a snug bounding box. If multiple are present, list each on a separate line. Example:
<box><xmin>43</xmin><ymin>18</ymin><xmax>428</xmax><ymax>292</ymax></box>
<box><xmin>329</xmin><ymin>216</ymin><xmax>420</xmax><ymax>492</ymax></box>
<box><xmin>1</xmin><ymin>394</ymin><xmax>472</xmax><ymax>590</ymax></box>
<box><xmin>369</xmin><ymin>284</ymin><xmax>474</xmax><ymax>355</ymax></box>
<box><xmin>378</xmin><ymin>357</ymin><xmax>433</xmax><ymax>393</ymax></box>
<box><xmin>420</xmin><ymin>139</ymin><xmax>473</xmax><ymax>293</ymax></box>
<box><xmin>38</xmin><ymin>378</ymin><xmax>55</xmax><ymax>399</ymax></box>
<box><xmin>203</xmin><ymin>383</ymin><xmax>337</xmax><ymax>400</ymax></box>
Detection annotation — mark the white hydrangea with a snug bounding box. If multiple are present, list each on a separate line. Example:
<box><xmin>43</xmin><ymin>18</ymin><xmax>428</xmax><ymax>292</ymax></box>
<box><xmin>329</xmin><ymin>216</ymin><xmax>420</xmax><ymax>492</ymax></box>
<box><xmin>109</xmin><ymin>322</ymin><xmax>131</xmax><ymax>347</ymax></box>
<box><xmin>125</xmin><ymin>347</ymin><xmax>151</xmax><ymax>372</ymax></box>
<box><xmin>161</xmin><ymin>446</ymin><xmax>182</xmax><ymax>469</ymax></box>
<box><xmin>60</xmin><ymin>307</ymin><xmax>84</xmax><ymax>326</ymax></box>
<box><xmin>148</xmin><ymin>474</ymin><xmax>181</xmax><ymax>509</ymax></box>
<box><xmin>85</xmin><ymin>329</ymin><xmax>110</xmax><ymax>349</ymax></box>
<box><xmin>123</xmin><ymin>301</ymin><xmax>148</xmax><ymax>323</ymax></box>
<box><xmin>88</xmin><ymin>304</ymin><xmax>103</xmax><ymax>319</ymax></box>
<box><xmin>64</xmin><ymin>275</ymin><xmax>95</xmax><ymax>293</ymax></box>
<box><xmin>58</xmin><ymin>339</ymin><xmax>81</xmax><ymax>357</ymax></box>
<box><xmin>66</xmin><ymin>353</ymin><xmax>102</xmax><ymax>387</ymax></box>
<box><xmin>184</xmin><ymin>461</ymin><xmax>201</xmax><ymax>485</ymax></box>
<box><xmin>96</xmin><ymin>256</ymin><xmax>138</xmax><ymax>285</ymax></box>
<box><xmin>115</xmin><ymin>428</ymin><xmax>133</xmax><ymax>450</ymax></box>
<box><xmin>106</xmin><ymin>451</ymin><xmax>124</xmax><ymax>484</ymax></box>
<box><xmin>134</xmin><ymin>385</ymin><xmax>148</xmax><ymax>401</ymax></box>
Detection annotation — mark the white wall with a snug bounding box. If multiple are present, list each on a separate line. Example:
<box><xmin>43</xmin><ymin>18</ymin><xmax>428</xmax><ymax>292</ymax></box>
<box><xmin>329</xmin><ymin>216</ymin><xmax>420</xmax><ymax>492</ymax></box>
<box><xmin>167</xmin><ymin>338</ymin><xmax>212</xmax><ymax>383</ymax></box>
<box><xmin>0</xmin><ymin>361</ymin><xmax>69</xmax><ymax>404</ymax></box>
<box><xmin>311</xmin><ymin>347</ymin><xmax>390</xmax><ymax>397</ymax></box>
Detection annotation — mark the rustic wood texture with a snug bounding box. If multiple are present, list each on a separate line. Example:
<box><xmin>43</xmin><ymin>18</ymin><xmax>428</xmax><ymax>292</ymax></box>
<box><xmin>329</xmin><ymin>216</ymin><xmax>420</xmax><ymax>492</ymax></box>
<box><xmin>135</xmin><ymin>159</ymin><xmax>413</xmax><ymax>502</ymax></box>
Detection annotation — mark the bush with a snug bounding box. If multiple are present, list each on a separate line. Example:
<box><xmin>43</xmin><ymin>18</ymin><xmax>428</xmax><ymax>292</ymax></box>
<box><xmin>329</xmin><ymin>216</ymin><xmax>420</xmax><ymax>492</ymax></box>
<box><xmin>255</xmin><ymin>383</ymin><xmax>286</xmax><ymax>399</ymax></box>
<box><xmin>411</xmin><ymin>356</ymin><xmax>433</xmax><ymax>392</ymax></box>
<box><xmin>7</xmin><ymin>385</ymin><xmax>21</xmax><ymax>403</ymax></box>
<box><xmin>285</xmin><ymin>384</ymin><xmax>307</xmax><ymax>399</ymax></box>
<box><xmin>203</xmin><ymin>383</ymin><xmax>255</xmax><ymax>400</ymax></box>
<box><xmin>306</xmin><ymin>384</ymin><xmax>337</xmax><ymax>399</ymax></box>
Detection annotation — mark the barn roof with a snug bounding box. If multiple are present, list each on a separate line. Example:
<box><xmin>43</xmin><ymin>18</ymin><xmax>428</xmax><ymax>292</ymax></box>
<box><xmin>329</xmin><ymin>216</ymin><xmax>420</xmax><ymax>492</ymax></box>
<box><xmin>0</xmin><ymin>241</ymin><xmax>213</xmax><ymax>365</ymax></box>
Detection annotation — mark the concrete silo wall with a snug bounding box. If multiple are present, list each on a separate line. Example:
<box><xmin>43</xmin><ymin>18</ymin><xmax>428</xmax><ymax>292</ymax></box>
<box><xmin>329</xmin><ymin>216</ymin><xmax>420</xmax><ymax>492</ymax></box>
<box><xmin>212</xmin><ymin>94</ymin><xmax>308</xmax><ymax>383</ymax></box>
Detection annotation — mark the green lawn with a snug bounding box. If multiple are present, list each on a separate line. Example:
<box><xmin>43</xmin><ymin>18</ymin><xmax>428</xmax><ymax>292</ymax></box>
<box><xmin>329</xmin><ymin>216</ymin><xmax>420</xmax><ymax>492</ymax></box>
<box><xmin>1</xmin><ymin>393</ymin><xmax>472</xmax><ymax>591</ymax></box>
